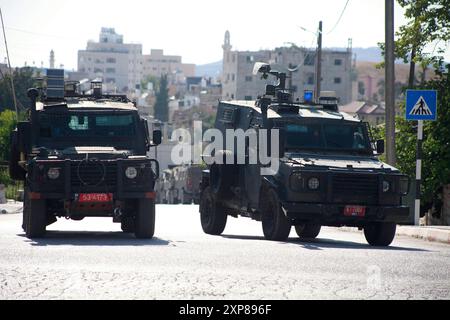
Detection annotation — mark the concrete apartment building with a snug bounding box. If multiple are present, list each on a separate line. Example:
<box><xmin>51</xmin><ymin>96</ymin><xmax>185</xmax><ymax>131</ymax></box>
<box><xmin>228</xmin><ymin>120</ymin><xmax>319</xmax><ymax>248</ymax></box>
<box><xmin>78</xmin><ymin>28</ymin><xmax>143</xmax><ymax>93</ymax></box>
<box><xmin>142</xmin><ymin>49</ymin><xmax>195</xmax><ymax>81</ymax></box>
<box><xmin>222</xmin><ymin>31</ymin><xmax>355</xmax><ymax>105</ymax></box>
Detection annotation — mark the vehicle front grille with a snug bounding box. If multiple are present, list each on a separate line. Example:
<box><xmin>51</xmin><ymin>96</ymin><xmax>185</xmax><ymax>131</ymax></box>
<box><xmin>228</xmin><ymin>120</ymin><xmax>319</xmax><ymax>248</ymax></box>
<box><xmin>332</xmin><ymin>174</ymin><xmax>378</xmax><ymax>196</ymax></box>
<box><xmin>71</xmin><ymin>161</ymin><xmax>117</xmax><ymax>189</ymax></box>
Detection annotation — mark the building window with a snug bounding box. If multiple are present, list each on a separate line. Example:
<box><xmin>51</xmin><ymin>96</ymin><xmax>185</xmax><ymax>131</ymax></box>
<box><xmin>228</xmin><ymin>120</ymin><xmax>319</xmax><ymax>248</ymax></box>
<box><xmin>245</xmin><ymin>76</ymin><xmax>252</xmax><ymax>82</ymax></box>
<box><xmin>307</xmin><ymin>74</ymin><xmax>315</xmax><ymax>85</ymax></box>
<box><xmin>94</xmin><ymin>68</ymin><xmax>103</xmax><ymax>73</ymax></box>
<box><xmin>245</xmin><ymin>96</ymin><xmax>252</xmax><ymax>101</ymax></box>
<box><xmin>334</xmin><ymin>59</ymin><xmax>342</xmax><ymax>66</ymax></box>
<box><xmin>106</xmin><ymin>58</ymin><xmax>116</xmax><ymax>63</ymax></box>
<box><xmin>106</xmin><ymin>68</ymin><xmax>115</xmax><ymax>73</ymax></box>
<box><xmin>232</xmin><ymin>54</ymin><xmax>236</xmax><ymax>63</ymax></box>
<box><xmin>334</xmin><ymin>77</ymin><xmax>342</xmax><ymax>84</ymax></box>
<box><xmin>246</xmin><ymin>55</ymin><xmax>254</xmax><ymax>63</ymax></box>
<box><xmin>304</xmin><ymin>54</ymin><xmax>315</xmax><ymax>66</ymax></box>
<box><xmin>105</xmin><ymin>78</ymin><xmax>116</xmax><ymax>83</ymax></box>
<box><xmin>231</xmin><ymin>94</ymin><xmax>235</xmax><ymax>99</ymax></box>
<box><xmin>232</xmin><ymin>74</ymin><xmax>235</xmax><ymax>81</ymax></box>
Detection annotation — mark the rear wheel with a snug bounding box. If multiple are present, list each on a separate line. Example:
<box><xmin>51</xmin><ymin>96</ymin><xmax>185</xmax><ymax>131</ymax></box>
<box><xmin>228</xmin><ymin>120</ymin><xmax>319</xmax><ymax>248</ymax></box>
<box><xmin>261</xmin><ymin>188</ymin><xmax>291</xmax><ymax>241</ymax></box>
<box><xmin>24</xmin><ymin>189</ymin><xmax>47</xmax><ymax>239</ymax></box>
<box><xmin>295</xmin><ymin>224</ymin><xmax>321</xmax><ymax>239</ymax></box>
<box><xmin>200</xmin><ymin>186</ymin><xmax>227</xmax><ymax>235</ymax></box>
<box><xmin>134</xmin><ymin>199</ymin><xmax>155</xmax><ymax>239</ymax></box>
<box><xmin>364</xmin><ymin>222</ymin><xmax>396</xmax><ymax>247</ymax></box>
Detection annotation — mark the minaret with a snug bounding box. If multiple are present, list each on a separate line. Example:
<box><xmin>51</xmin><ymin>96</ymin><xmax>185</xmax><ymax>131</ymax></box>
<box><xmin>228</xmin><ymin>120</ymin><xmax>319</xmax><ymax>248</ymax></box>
<box><xmin>222</xmin><ymin>30</ymin><xmax>232</xmax><ymax>52</ymax></box>
<box><xmin>222</xmin><ymin>30</ymin><xmax>233</xmax><ymax>100</ymax></box>
<box><xmin>49</xmin><ymin>50</ymin><xmax>55</xmax><ymax>69</ymax></box>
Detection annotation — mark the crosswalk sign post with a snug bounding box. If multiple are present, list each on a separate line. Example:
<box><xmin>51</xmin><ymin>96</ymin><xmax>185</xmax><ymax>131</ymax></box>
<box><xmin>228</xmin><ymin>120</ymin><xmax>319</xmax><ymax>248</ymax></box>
<box><xmin>406</xmin><ymin>90</ymin><xmax>438</xmax><ymax>226</ymax></box>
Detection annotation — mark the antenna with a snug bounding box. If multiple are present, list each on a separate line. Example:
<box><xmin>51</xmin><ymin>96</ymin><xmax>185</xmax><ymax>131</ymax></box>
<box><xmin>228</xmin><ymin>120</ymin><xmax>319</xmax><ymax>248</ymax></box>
<box><xmin>0</xmin><ymin>8</ymin><xmax>18</xmax><ymax>119</ymax></box>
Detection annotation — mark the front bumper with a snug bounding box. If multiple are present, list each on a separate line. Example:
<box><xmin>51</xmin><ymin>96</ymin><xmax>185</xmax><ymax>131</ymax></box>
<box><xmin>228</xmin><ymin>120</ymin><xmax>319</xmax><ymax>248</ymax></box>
<box><xmin>282</xmin><ymin>202</ymin><xmax>412</xmax><ymax>226</ymax></box>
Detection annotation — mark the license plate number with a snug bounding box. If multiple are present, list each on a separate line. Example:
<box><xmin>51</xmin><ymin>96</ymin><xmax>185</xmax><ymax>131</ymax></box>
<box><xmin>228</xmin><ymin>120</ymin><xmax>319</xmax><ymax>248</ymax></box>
<box><xmin>78</xmin><ymin>193</ymin><xmax>112</xmax><ymax>203</ymax></box>
<box><xmin>344</xmin><ymin>205</ymin><xmax>366</xmax><ymax>217</ymax></box>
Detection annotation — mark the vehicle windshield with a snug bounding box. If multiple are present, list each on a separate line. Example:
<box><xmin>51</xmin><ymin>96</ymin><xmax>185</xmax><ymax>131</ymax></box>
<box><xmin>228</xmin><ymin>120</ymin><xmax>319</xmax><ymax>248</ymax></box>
<box><xmin>284</xmin><ymin>122</ymin><xmax>372</xmax><ymax>154</ymax></box>
<box><xmin>38</xmin><ymin>111</ymin><xmax>138</xmax><ymax>149</ymax></box>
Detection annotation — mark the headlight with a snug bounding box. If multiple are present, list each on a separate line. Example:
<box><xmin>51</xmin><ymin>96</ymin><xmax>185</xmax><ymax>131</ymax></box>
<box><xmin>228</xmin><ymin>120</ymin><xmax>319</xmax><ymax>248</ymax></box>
<box><xmin>399</xmin><ymin>176</ymin><xmax>409</xmax><ymax>195</ymax></box>
<box><xmin>383</xmin><ymin>180</ymin><xmax>390</xmax><ymax>193</ymax></box>
<box><xmin>307</xmin><ymin>177</ymin><xmax>320</xmax><ymax>190</ymax></box>
<box><xmin>125</xmin><ymin>167</ymin><xmax>138</xmax><ymax>179</ymax></box>
<box><xmin>47</xmin><ymin>168</ymin><xmax>60</xmax><ymax>180</ymax></box>
<box><xmin>289</xmin><ymin>172</ymin><xmax>303</xmax><ymax>191</ymax></box>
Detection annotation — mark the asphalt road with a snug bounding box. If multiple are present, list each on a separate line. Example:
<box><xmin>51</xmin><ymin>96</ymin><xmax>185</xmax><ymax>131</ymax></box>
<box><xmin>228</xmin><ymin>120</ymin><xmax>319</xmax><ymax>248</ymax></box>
<box><xmin>0</xmin><ymin>205</ymin><xmax>449</xmax><ymax>300</ymax></box>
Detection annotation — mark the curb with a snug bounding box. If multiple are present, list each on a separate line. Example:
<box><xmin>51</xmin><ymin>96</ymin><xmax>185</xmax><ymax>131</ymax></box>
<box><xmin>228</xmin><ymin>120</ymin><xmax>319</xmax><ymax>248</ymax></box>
<box><xmin>396</xmin><ymin>226</ymin><xmax>450</xmax><ymax>245</ymax></box>
<box><xmin>339</xmin><ymin>226</ymin><xmax>450</xmax><ymax>245</ymax></box>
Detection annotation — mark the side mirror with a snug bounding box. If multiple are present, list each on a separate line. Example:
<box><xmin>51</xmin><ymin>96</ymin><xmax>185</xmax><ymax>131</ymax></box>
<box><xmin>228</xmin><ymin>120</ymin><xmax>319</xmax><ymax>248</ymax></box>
<box><xmin>376</xmin><ymin>139</ymin><xmax>385</xmax><ymax>154</ymax></box>
<box><xmin>17</xmin><ymin>122</ymin><xmax>32</xmax><ymax>153</ymax></box>
<box><xmin>153</xmin><ymin>130</ymin><xmax>162</xmax><ymax>146</ymax></box>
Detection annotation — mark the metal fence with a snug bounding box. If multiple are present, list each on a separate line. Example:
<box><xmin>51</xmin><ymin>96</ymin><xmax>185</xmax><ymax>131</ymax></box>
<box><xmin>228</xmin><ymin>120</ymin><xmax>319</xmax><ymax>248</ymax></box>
<box><xmin>0</xmin><ymin>164</ymin><xmax>23</xmax><ymax>202</ymax></box>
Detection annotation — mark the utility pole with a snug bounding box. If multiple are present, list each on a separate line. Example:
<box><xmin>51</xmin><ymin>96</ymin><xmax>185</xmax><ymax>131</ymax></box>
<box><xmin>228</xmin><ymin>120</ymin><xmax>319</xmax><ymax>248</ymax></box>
<box><xmin>385</xmin><ymin>0</ymin><xmax>396</xmax><ymax>166</ymax></box>
<box><xmin>315</xmin><ymin>21</ymin><xmax>323</xmax><ymax>101</ymax></box>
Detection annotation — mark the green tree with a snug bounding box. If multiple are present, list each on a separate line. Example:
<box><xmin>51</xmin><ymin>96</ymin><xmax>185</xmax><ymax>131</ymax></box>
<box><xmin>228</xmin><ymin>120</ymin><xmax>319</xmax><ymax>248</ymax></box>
<box><xmin>0</xmin><ymin>109</ymin><xmax>17</xmax><ymax>161</ymax></box>
<box><xmin>0</xmin><ymin>67</ymin><xmax>37</xmax><ymax>112</ymax></box>
<box><xmin>153</xmin><ymin>74</ymin><xmax>169</xmax><ymax>122</ymax></box>
<box><xmin>390</xmin><ymin>0</ymin><xmax>449</xmax><ymax>86</ymax></box>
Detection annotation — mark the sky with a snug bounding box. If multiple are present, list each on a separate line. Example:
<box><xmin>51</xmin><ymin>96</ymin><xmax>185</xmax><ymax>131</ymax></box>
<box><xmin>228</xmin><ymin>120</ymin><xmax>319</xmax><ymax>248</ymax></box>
<box><xmin>0</xmin><ymin>0</ymin><xmax>448</xmax><ymax>70</ymax></box>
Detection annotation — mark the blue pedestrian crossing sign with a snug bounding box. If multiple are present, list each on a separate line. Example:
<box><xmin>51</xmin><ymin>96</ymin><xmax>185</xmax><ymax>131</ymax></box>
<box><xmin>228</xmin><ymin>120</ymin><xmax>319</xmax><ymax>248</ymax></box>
<box><xmin>406</xmin><ymin>90</ymin><xmax>437</xmax><ymax>121</ymax></box>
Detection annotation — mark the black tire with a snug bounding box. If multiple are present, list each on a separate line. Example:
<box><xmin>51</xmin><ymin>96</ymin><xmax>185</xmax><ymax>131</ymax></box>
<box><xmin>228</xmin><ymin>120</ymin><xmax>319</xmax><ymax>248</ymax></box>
<box><xmin>134</xmin><ymin>199</ymin><xmax>155</xmax><ymax>239</ymax></box>
<box><xmin>9</xmin><ymin>131</ymin><xmax>26</xmax><ymax>181</ymax></box>
<box><xmin>24</xmin><ymin>189</ymin><xmax>47</xmax><ymax>239</ymax></box>
<box><xmin>295</xmin><ymin>224</ymin><xmax>321</xmax><ymax>239</ymax></box>
<box><xmin>261</xmin><ymin>188</ymin><xmax>291</xmax><ymax>241</ymax></box>
<box><xmin>121</xmin><ymin>216</ymin><xmax>135</xmax><ymax>233</ymax></box>
<box><xmin>200</xmin><ymin>186</ymin><xmax>227</xmax><ymax>235</ymax></box>
<box><xmin>364</xmin><ymin>222</ymin><xmax>397</xmax><ymax>247</ymax></box>
<box><xmin>209</xmin><ymin>164</ymin><xmax>234</xmax><ymax>196</ymax></box>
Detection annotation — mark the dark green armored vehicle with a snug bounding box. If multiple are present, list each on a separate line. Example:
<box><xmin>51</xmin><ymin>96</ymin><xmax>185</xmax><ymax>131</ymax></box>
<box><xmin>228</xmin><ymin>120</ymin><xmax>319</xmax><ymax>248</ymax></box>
<box><xmin>199</xmin><ymin>63</ymin><xmax>411</xmax><ymax>246</ymax></box>
<box><xmin>9</xmin><ymin>70</ymin><xmax>161</xmax><ymax>239</ymax></box>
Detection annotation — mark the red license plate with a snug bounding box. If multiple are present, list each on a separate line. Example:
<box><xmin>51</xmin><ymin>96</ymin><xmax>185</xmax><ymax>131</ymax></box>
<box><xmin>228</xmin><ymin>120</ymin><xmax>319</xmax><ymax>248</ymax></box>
<box><xmin>78</xmin><ymin>193</ymin><xmax>113</xmax><ymax>203</ymax></box>
<box><xmin>344</xmin><ymin>205</ymin><xmax>366</xmax><ymax>217</ymax></box>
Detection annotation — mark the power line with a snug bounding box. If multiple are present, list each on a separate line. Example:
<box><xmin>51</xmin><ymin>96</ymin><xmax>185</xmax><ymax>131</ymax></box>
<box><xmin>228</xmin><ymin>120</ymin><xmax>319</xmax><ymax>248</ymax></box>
<box><xmin>326</xmin><ymin>0</ymin><xmax>350</xmax><ymax>35</ymax></box>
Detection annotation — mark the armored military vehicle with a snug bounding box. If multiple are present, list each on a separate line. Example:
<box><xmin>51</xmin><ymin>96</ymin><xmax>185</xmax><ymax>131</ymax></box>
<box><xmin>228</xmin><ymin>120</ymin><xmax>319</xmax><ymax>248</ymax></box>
<box><xmin>199</xmin><ymin>63</ymin><xmax>411</xmax><ymax>246</ymax></box>
<box><xmin>9</xmin><ymin>70</ymin><xmax>161</xmax><ymax>239</ymax></box>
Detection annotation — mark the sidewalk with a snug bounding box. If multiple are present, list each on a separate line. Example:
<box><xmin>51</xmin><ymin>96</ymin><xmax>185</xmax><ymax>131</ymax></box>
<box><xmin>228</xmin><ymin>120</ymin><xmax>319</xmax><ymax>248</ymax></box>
<box><xmin>396</xmin><ymin>226</ymin><xmax>450</xmax><ymax>245</ymax></box>
<box><xmin>0</xmin><ymin>200</ymin><xmax>23</xmax><ymax>215</ymax></box>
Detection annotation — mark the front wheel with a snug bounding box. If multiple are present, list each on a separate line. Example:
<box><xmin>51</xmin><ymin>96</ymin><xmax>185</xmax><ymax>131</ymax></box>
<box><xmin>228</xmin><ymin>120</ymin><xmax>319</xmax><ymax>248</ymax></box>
<box><xmin>364</xmin><ymin>222</ymin><xmax>396</xmax><ymax>247</ymax></box>
<box><xmin>134</xmin><ymin>199</ymin><xmax>155</xmax><ymax>239</ymax></box>
<box><xmin>200</xmin><ymin>187</ymin><xmax>227</xmax><ymax>235</ymax></box>
<box><xmin>295</xmin><ymin>224</ymin><xmax>321</xmax><ymax>239</ymax></box>
<box><xmin>24</xmin><ymin>189</ymin><xmax>47</xmax><ymax>239</ymax></box>
<box><xmin>261</xmin><ymin>188</ymin><xmax>291</xmax><ymax>241</ymax></box>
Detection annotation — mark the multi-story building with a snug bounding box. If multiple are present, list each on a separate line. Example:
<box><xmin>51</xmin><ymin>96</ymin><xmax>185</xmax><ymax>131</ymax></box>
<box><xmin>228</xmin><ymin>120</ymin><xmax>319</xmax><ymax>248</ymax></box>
<box><xmin>221</xmin><ymin>31</ymin><xmax>355</xmax><ymax>105</ymax></box>
<box><xmin>78</xmin><ymin>28</ymin><xmax>143</xmax><ymax>93</ymax></box>
<box><xmin>142</xmin><ymin>49</ymin><xmax>195</xmax><ymax>82</ymax></box>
